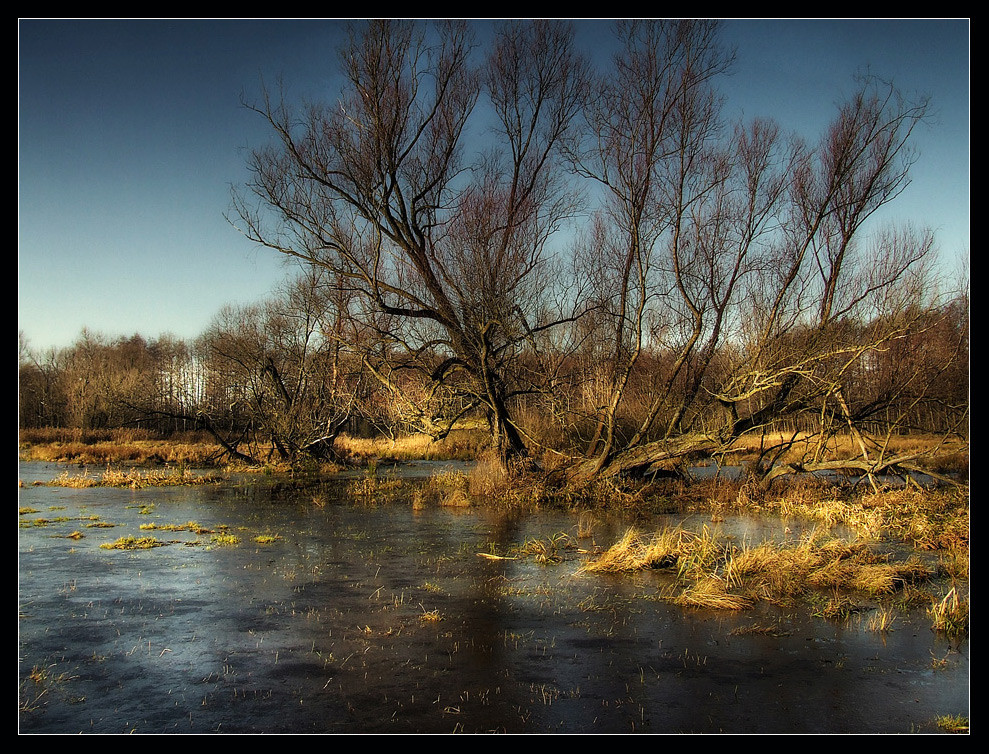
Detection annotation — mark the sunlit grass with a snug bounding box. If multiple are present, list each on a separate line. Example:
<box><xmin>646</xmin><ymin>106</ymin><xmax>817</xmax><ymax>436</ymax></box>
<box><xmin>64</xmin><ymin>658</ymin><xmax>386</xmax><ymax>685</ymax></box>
<box><xmin>99</xmin><ymin>535</ymin><xmax>165</xmax><ymax>550</ymax></box>
<box><xmin>19</xmin><ymin>428</ymin><xmax>225</xmax><ymax>467</ymax></box>
<box><xmin>419</xmin><ymin>607</ymin><xmax>443</xmax><ymax>623</ymax></box>
<box><xmin>721</xmin><ymin>432</ymin><xmax>968</xmax><ymax>478</ymax></box>
<box><xmin>581</xmin><ymin>524</ymin><xmax>941</xmax><ymax>613</ymax></box>
<box><xmin>37</xmin><ymin>466</ymin><xmax>223</xmax><ymax>489</ymax></box>
<box><xmin>867</xmin><ymin>605</ymin><xmax>897</xmax><ymax>633</ymax></box>
<box><xmin>935</xmin><ymin>714</ymin><xmax>969</xmax><ymax>733</ymax></box>
<box><xmin>929</xmin><ymin>586</ymin><xmax>969</xmax><ymax>637</ymax></box>
<box><xmin>139</xmin><ymin>520</ymin><xmax>214</xmax><ymax>534</ymax></box>
<box><xmin>519</xmin><ymin>532</ymin><xmax>577</xmax><ymax>565</ymax></box>
<box><xmin>335</xmin><ymin>429</ymin><xmax>489</xmax><ymax>463</ymax></box>
<box><xmin>672</xmin><ymin>576</ymin><xmax>753</xmax><ymax>610</ymax></box>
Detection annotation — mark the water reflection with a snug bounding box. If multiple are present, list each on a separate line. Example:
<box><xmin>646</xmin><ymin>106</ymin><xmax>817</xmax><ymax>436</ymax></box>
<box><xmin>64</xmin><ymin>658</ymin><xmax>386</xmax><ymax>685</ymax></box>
<box><xmin>18</xmin><ymin>463</ymin><xmax>967</xmax><ymax>734</ymax></box>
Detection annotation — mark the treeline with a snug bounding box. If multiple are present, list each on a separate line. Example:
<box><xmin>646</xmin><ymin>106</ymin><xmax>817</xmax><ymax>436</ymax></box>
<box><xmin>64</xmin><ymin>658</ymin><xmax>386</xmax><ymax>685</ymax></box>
<box><xmin>18</xmin><ymin>279</ymin><xmax>968</xmax><ymax>472</ymax></box>
<box><xmin>19</xmin><ymin>20</ymin><xmax>970</xmax><ymax>483</ymax></box>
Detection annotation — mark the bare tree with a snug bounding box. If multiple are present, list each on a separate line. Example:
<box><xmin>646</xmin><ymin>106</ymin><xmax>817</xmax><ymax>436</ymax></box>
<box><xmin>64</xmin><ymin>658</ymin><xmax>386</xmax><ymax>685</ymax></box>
<box><xmin>233</xmin><ymin>19</ymin><xmax>589</xmax><ymax>467</ymax></box>
<box><xmin>191</xmin><ymin>267</ymin><xmax>368</xmax><ymax>465</ymax></box>
<box><xmin>567</xmin><ymin>20</ymin><xmax>747</xmax><ymax>478</ymax></box>
<box><xmin>709</xmin><ymin>78</ymin><xmax>940</xmax><ymax>485</ymax></box>
<box><xmin>565</xmin><ymin>22</ymin><xmax>942</xmax><ymax>484</ymax></box>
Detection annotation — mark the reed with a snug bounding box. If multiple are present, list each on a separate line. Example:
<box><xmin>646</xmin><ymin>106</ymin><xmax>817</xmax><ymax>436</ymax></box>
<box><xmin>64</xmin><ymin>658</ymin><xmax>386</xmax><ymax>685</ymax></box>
<box><xmin>928</xmin><ymin>586</ymin><xmax>969</xmax><ymax>636</ymax></box>
<box><xmin>867</xmin><ymin>606</ymin><xmax>897</xmax><ymax>633</ymax></box>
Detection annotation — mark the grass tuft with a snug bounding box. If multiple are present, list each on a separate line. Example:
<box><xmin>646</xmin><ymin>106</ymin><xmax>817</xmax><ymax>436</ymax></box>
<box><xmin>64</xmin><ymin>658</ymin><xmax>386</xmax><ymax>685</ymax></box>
<box><xmin>99</xmin><ymin>536</ymin><xmax>165</xmax><ymax>550</ymax></box>
<box><xmin>929</xmin><ymin>586</ymin><xmax>969</xmax><ymax>637</ymax></box>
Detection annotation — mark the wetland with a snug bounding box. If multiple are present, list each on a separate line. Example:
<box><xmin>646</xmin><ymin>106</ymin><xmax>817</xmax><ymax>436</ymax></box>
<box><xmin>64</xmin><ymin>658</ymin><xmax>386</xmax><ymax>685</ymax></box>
<box><xmin>18</xmin><ymin>460</ymin><xmax>969</xmax><ymax>734</ymax></box>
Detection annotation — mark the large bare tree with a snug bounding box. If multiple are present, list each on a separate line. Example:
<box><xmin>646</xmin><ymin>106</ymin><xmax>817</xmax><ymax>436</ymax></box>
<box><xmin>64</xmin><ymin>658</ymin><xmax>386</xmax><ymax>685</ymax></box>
<box><xmin>565</xmin><ymin>21</ymin><xmax>945</xmax><ymax>483</ymax></box>
<box><xmin>233</xmin><ymin>19</ymin><xmax>589</xmax><ymax>467</ymax></box>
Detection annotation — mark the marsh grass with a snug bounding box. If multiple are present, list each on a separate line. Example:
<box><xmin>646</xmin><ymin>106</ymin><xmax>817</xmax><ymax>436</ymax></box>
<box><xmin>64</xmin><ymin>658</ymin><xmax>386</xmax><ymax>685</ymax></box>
<box><xmin>929</xmin><ymin>586</ymin><xmax>969</xmax><ymax>637</ymax></box>
<box><xmin>99</xmin><ymin>535</ymin><xmax>165</xmax><ymax>550</ymax></box>
<box><xmin>697</xmin><ymin>483</ymin><xmax>969</xmax><ymax>558</ymax></box>
<box><xmin>722</xmin><ymin>432</ymin><xmax>968</xmax><ymax>478</ymax></box>
<box><xmin>139</xmin><ymin>521</ymin><xmax>214</xmax><ymax>534</ymax></box>
<box><xmin>419</xmin><ymin>606</ymin><xmax>443</xmax><ymax>622</ymax></box>
<box><xmin>673</xmin><ymin>577</ymin><xmax>753</xmax><ymax>610</ymax></box>
<box><xmin>38</xmin><ymin>466</ymin><xmax>222</xmax><ymax>489</ymax></box>
<box><xmin>20</xmin><ymin>661</ymin><xmax>79</xmax><ymax>713</ymax></box>
<box><xmin>519</xmin><ymin>532</ymin><xmax>578</xmax><ymax>565</ymax></box>
<box><xmin>348</xmin><ymin>467</ymin><xmax>406</xmax><ymax>502</ymax></box>
<box><xmin>429</xmin><ymin>470</ymin><xmax>472</xmax><ymax>507</ymax></box>
<box><xmin>935</xmin><ymin>714</ymin><xmax>969</xmax><ymax>733</ymax></box>
<box><xmin>335</xmin><ymin>429</ymin><xmax>489</xmax><ymax>464</ymax></box>
<box><xmin>210</xmin><ymin>532</ymin><xmax>241</xmax><ymax>546</ymax></box>
<box><xmin>19</xmin><ymin>428</ymin><xmax>224</xmax><ymax>467</ymax></box>
<box><xmin>582</xmin><ymin>525</ymin><xmax>937</xmax><ymax>612</ymax></box>
<box><xmin>867</xmin><ymin>605</ymin><xmax>897</xmax><ymax>633</ymax></box>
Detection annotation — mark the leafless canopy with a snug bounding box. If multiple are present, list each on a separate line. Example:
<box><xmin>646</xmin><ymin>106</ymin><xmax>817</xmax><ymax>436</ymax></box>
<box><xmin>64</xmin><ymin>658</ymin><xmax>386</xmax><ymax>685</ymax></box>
<box><xmin>223</xmin><ymin>19</ymin><xmax>964</xmax><ymax>482</ymax></box>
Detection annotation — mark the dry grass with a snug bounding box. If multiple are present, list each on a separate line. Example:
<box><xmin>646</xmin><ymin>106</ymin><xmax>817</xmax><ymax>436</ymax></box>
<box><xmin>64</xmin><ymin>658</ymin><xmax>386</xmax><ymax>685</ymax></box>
<box><xmin>19</xmin><ymin>428</ymin><xmax>225</xmax><ymax>467</ymax></box>
<box><xmin>419</xmin><ymin>607</ymin><xmax>443</xmax><ymax>623</ymax></box>
<box><xmin>519</xmin><ymin>533</ymin><xmax>577</xmax><ymax>565</ymax></box>
<box><xmin>672</xmin><ymin>577</ymin><xmax>753</xmax><ymax>610</ymax></box>
<box><xmin>347</xmin><ymin>467</ymin><xmax>406</xmax><ymax>502</ymax></box>
<box><xmin>723</xmin><ymin>431</ymin><xmax>968</xmax><ymax>476</ymax></box>
<box><xmin>99</xmin><ymin>535</ymin><xmax>165</xmax><ymax>550</ymax></box>
<box><xmin>935</xmin><ymin>714</ymin><xmax>969</xmax><ymax>733</ymax></box>
<box><xmin>712</xmin><ymin>485</ymin><xmax>971</xmax><ymax>555</ymax></box>
<box><xmin>867</xmin><ymin>605</ymin><xmax>897</xmax><ymax>633</ymax></box>
<box><xmin>139</xmin><ymin>521</ymin><xmax>214</xmax><ymax>534</ymax></box>
<box><xmin>467</xmin><ymin>449</ymin><xmax>511</xmax><ymax>497</ymax></box>
<box><xmin>928</xmin><ymin>586</ymin><xmax>969</xmax><ymax>637</ymax></box>
<box><xmin>334</xmin><ymin>429</ymin><xmax>489</xmax><ymax>463</ymax></box>
<box><xmin>582</xmin><ymin>524</ymin><xmax>939</xmax><ymax>612</ymax></box>
<box><xmin>579</xmin><ymin>527</ymin><xmax>688</xmax><ymax>574</ymax></box>
<box><xmin>37</xmin><ymin>466</ymin><xmax>223</xmax><ymax>489</ymax></box>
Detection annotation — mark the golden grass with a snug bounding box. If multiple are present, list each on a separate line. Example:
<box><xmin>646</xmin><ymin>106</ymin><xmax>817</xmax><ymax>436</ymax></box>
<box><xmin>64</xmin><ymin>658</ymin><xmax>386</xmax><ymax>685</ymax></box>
<box><xmin>723</xmin><ymin>431</ymin><xmax>968</xmax><ymax>475</ymax></box>
<box><xmin>19</xmin><ymin>427</ymin><xmax>225</xmax><ymax>467</ymax></box>
<box><xmin>467</xmin><ymin>449</ymin><xmax>511</xmax><ymax>497</ymax></box>
<box><xmin>701</xmin><ymin>484</ymin><xmax>970</xmax><ymax>556</ymax></box>
<box><xmin>673</xmin><ymin>577</ymin><xmax>753</xmax><ymax>610</ymax></box>
<box><xmin>582</xmin><ymin>524</ymin><xmax>939</xmax><ymax>612</ymax></box>
<box><xmin>139</xmin><ymin>521</ymin><xmax>213</xmax><ymax>534</ymax></box>
<box><xmin>99</xmin><ymin>536</ymin><xmax>165</xmax><ymax>550</ymax></box>
<box><xmin>928</xmin><ymin>586</ymin><xmax>969</xmax><ymax>637</ymax></box>
<box><xmin>347</xmin><ymin>468</ymin><xmax>406</xmax><ymax>501</ymax></box>
<box><xmin>36</xmin><ymin>466</ymin><xmax>222</xmax><ymax>489</ymax></box>
<box><xmin>867</xmin><ymin>605</ymin><xmax>897</xmax><ymax>632</ymax></box>
<box><xmin>935</xmin><ymin>714</ymin><xmax>969</xmax><ymax>733</ymax></box>
<box><xmin>419</xmin><ymin>607</ymin><xmax>443</xmax><ymax>623</ymax></box>
<box><xmin>579</xmin><ymin>527</ymin><xmax>686</xmax><ymax>573</ymax></box>
<box><xmin>335</xmin><ymin>429</ymin><xmax>489</xmax><ymax>463</ymax></box>
<box><xmin>519</xmin><ymin>533</ymin><xmax>577</xmax><ymax>565</ymax></box>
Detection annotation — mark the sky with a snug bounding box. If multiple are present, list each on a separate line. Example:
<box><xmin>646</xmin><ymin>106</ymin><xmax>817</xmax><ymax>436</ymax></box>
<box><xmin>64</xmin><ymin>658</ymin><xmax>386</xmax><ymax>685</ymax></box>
<box><xmin>18</xmin><ymin>18</ymin><xmax>970</xmax><ymax>354</ymax></box>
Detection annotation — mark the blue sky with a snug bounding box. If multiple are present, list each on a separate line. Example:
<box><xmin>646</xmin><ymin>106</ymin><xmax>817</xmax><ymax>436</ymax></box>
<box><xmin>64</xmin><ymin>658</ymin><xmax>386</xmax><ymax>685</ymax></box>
<box><xmin>18</xmin><ymin>19</ymin><xmax>970</xmax><ymax>353</ymax></box>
